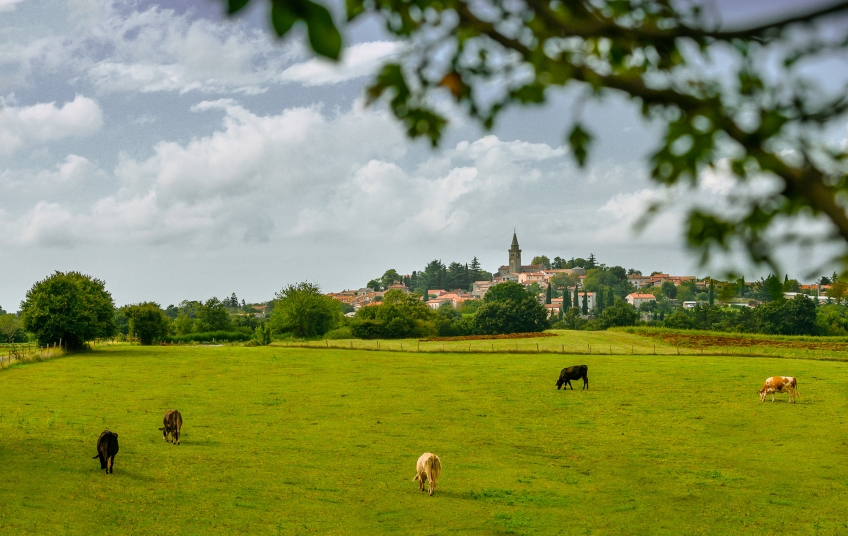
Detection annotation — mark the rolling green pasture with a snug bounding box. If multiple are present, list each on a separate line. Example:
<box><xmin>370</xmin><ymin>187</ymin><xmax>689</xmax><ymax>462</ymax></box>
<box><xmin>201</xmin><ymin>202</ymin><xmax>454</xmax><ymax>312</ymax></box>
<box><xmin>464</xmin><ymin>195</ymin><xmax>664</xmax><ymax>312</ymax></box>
<box><xmin>292</xmin><ymin>330</ymin><xmax>679</xmax><ymax>354</ymax></box>
<box><xmin>2</xmin><ymin>344</ymin><xmax>848</xmax><ymax>534</ymax></box>
<box><xmin>293</xmin><ymin>328</ymin><xmax>848</xmax><ymax>360</ymax></box>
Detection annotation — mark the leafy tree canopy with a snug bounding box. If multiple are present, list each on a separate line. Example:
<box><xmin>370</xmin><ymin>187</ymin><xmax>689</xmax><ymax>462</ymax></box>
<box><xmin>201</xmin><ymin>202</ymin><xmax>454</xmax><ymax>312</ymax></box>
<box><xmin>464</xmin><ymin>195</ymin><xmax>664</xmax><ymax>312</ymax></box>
<box><xmin>381</xmin><ymin>269</ymin><xmax>401</xmax><ymax>290</ymax></box>
<box><xmin>755</xmin><ymin>274</ymin><xmax>785</xmax><ymax>302</ymax></box>
<box><xmin>0</xmin><ymin>313</ymin><xmax>21</xmax><ymax>343</ymax></box>
<box><xmin>531</xmin><ymin>256</ymin><xmax>551</xmax><ymax>269</ymax></box>
<box><xmin>122</xmin><ymin>302</ymin><xmax>171</xmax><ymax>345</ymax></box>
<box><xmin>19</xmin><ymin>271</ymin><xmax>116</xmax><ymax>350</ymax></box>
<box><xmin>599</xmin><ymin>300</ymin><xmax>639</xmax><ymax>329</ymax></box>
<box><xmin>270</xmin><ymin>282</ymin><xmax>341</xmax><ymax>338</ymax></box>
<box><xmin>661</xmin><ymin>281</ymin><xmax>678</xmax><ymax>299</ymax></box>
<box><xmin>550</xmin><ymin>273</ymin><xmax>576</xmax><ymax>290</ymax></box>
<box><xmin>196</xmin><ymin>298</ymin><xmax>233</xmax><ymax>333</ymax></box>
<box><xmin>352</xmin><ymin>289</ymin><xmax>434</xmax><ymax>338</ymax></box>
<box><xmin>474</xmin><ymin>282</ymin><xmax>548</xmax><ymax>334</ymax></box>
<box><xmin>755</xmin><ymin>295</ymin><xmax>817</xmax><ymax>335</ymax></box>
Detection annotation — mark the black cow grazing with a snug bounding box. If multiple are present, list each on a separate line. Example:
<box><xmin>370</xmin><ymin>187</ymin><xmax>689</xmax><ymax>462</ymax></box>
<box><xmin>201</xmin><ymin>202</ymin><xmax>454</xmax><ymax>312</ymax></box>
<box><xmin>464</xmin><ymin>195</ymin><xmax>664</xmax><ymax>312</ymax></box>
<box><xmin>159</xmin><ymin>409</ymin><xmax>183</xmax><ymax>445</ymax></box>
<box><xmin>93</xmin><ymin>430</ymin><xmax>119</xmax><ymax>474</ymax></box>
<box><xmin>556</xmin><ymin>365</ymin><xmax>589</xmax><ymax>390</ymax></box>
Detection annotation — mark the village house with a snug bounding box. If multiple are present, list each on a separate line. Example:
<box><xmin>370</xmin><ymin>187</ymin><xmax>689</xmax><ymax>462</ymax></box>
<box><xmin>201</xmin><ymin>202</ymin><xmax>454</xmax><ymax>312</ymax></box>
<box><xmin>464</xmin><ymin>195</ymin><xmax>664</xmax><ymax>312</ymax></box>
<box><xmin>427</xmin><ymin>291</ymin><xmax>475</xmax><ymax>309</ymax></box>
<box><xmin>568</xmin><ymin>290</ymin><xmax>596</xmax><ymax>311</ymax></box>
<box><xmin>626</xmin><ymin>274</ymin><xmax>652</xmax><ymax>289</ymax></box>
<box><xmin>626</xmin><ymin>292</ymin><xmax>657</xmax><ymax>308</ymax></box>
<box><xmin>518</xmin><ymin>272</ymin><xmax>548</xmax><ymax>285</ymax></box>
<box><xmin>471</xmin><ymin>280</ymin><xmax>495</xmax><ymax>298</ymax></box>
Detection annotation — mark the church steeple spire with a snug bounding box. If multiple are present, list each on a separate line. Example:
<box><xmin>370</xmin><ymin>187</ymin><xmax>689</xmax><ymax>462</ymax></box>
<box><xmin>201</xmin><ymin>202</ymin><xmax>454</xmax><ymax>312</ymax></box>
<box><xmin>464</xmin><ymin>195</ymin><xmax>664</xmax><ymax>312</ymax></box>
<box><xmin>509</xmin><ymin>231</ymin><xmax>522</xmax><ymax>273</ymax></box>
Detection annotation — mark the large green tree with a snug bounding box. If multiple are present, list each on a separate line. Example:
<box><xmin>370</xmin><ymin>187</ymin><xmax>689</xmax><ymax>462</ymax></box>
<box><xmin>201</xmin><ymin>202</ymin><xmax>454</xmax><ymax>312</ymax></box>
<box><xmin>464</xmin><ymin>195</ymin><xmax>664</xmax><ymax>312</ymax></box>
<box><xmin>224</xmin><ymin>0</ymin><xmax>848</xmax><ymax>271</ymax></box>
<box><xmin>755</xmin><ymin>295</ymin><xmax>817</xmax><ymax>335</ymax></box>
<box><xmin>270</xmin><ymin>282</ymin><xmax>341</xmax><ymax>338</ymax></box>
<box><xmin>474</xmin><ymin>282</ymin><xmax>548</xmax><ymax>334</ymax></box>
<box><xmin>19</xmin><ymin>271</ymin><xmax>116</xmax><ymax>350</ymax></box>
<box><xmin>599</xmin><ymin>300</ymin><xmax>639</xmax><ymax>329</ymax></box>
<box><xmin>196</xmin><ymin>298</ymin><xmax>232</xmax><ymax>332</ymax></box>
<box><xmin>381</xmin><ymin>269</ymin><xmax>401</xmax><ymax>290</ymax></box>
<box><xmin>123</xmin><ymin>302</ymin><xmax>171</xmax><ymax>345</ymax></box>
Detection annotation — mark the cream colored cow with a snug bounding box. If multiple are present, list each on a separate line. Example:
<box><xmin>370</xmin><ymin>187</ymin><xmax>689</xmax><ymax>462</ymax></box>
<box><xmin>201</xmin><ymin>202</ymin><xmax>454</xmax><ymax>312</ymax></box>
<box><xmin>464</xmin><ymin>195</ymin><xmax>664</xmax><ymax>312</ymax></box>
<box><xmin>412</xmin><ymin>452</ymin><xmax>441</xmax><ymax>496</ymax></box>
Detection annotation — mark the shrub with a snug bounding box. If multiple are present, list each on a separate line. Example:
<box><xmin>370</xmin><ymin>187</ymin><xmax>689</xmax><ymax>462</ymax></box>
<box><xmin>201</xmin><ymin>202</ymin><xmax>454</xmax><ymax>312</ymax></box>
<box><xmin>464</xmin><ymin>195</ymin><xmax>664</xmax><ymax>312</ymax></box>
<box><xmin>162</xmin><ymin>331</ymin><xmax>251</xmax><ymax>343</ymax></box>
<box><xmin>323</xmin><ymin>326</ymin><xmax>353</xmax><ymax>339</ymax></box>
<box><xmin>122</xmin><ymin>302</ymin><xmax>170</xmax><ymax>345</ymax></box>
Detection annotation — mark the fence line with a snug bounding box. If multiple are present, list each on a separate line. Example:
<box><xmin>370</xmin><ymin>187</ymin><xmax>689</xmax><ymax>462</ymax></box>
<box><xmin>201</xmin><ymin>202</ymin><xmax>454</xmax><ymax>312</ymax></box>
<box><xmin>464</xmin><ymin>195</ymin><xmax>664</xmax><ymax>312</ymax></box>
<box><xmin>0</xmin><ymin>342</ymin><xmax>65</xmax><ymax>370</ymax></box>
<box><xmin>273</xmin><ymin>340</ymin><xmax>848</xmax><ymax>361</ymax></box>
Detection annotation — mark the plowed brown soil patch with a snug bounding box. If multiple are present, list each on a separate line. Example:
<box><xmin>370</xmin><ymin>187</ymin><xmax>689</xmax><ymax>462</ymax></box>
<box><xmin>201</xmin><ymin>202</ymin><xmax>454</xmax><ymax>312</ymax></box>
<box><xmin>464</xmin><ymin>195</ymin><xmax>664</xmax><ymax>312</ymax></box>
<box><xmin>639</xmin><ymin>332</ymin><xmax>848</xmax><ymax>351</ymax></box>
<box><xmin>425</xmin><ymin>332</ymin><xmax>557</xmax><ymax>342</ymax></box>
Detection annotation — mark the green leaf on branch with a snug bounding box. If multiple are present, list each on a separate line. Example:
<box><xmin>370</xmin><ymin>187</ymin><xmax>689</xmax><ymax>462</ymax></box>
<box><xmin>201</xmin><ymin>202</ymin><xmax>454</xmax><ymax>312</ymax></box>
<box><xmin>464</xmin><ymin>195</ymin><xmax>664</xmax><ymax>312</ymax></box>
<box><xmin>568</xmin><ymin>124</ymin><xmax>593</xmax><ymax>167</ymax></box>
<box><xmin>270</xmin><ymin>0</ymin><xmax>341</xmax><ymax>60</ymax></box>
<box><xmin>303</xmin><ymin>0</ymin><xmax>342</xmax><ymax>60</ymax></box>
<box><xmin>271</xmin><ymin>0</ymin><xmax>298</xmax><ymax>37</ymax></box>
<box><xmin>226</xmin><ymin>0</ymin><xmax>252</xmax><ymax>14</ymax></box>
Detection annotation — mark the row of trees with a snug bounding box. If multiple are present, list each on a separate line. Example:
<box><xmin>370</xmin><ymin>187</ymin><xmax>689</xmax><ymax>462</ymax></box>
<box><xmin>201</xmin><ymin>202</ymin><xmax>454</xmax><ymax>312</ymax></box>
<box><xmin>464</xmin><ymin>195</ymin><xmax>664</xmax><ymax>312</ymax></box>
<box><xmin>366</xmin><ymin>258</ymin><xmax>492</xmax><ymax>294</ymax></box>
<box><xmin>10</xmin><ymin>272</ymin><xmax>271</xmax><ymax>349</ymax></box>
<box><xmin>12</xmin><ymin>269</ymin><xmax>848</xmax><ymax>350</ymax></box>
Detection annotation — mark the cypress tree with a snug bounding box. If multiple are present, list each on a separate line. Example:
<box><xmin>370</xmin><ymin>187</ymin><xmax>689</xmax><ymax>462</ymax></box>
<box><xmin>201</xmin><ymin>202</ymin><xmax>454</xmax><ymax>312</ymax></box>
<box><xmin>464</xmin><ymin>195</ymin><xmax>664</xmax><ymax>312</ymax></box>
<box><xmin>607</xmin><ymin>287</ymin><xmax>615</xmax><ymax>307</ymax></box>
<box><xmin>596</xmin><ymin>287</ymin><xmax>604</xmax><ymax>313</ymax></box>
<box><xmin>545</xmin><ymin>284</ymin><xmax>552</xmax><ymax>304</ymax></box>
<box><xmin>582</xmin><ymin>292</ymin><xmax>588</xmax><ymax>315</ymax></box>
<box><xmin>573</xmin><ymin>286</ymin><xmax>579</xmax><ymax>309</ymax></box>
<box><xmin>564</xmin><ymin>288</ymin><xmax>572</xmax><ymax>309</ymax></box>
<box><xmin>709</xmin><ymin>279</ymin><xmax>715</xmax><ymax>305</ymax></box>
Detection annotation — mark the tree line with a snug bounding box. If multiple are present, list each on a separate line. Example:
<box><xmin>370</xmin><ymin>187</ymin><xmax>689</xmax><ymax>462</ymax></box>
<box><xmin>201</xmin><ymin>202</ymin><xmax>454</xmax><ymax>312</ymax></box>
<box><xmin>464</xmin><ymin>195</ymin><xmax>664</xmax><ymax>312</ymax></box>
<box><xmin>7</xmin><ymin>268</ymin><xmax>848</xmax><ymax>350</ymax></box>
<box><xmin>366</xmin><ymin>257</ymin><xmax>492</xmax><ymax>294</ymax></box>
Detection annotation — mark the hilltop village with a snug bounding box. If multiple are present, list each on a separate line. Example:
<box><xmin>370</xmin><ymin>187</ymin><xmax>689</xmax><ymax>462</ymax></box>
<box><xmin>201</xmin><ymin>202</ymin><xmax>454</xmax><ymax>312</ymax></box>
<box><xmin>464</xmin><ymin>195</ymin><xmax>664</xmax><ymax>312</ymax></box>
<box><xmin>327</xmin><ymin>233</ymin><xmax>836</xmax><ymax>321</ymax></box>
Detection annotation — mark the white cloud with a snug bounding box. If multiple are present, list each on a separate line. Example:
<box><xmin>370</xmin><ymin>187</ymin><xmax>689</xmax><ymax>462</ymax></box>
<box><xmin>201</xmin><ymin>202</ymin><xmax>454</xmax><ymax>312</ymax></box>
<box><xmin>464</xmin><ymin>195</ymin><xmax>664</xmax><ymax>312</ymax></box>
<box><xmin>279</xmin><ymin>41</ymin><xmax>403</xmax><ymax>86</ymax></box>
<box><xmin>0</xmin><ymin>0</ymin><xmax>25</xmax><ymax>12</ymax></box>
<box><xmin>0</xmin><ymin>95</ymin><xmax>103</xmax><ymax>154</ymax></box>
<box><xmin>80</xmin><ymin>6</ymin><xmax>297</xmax><ymax>95</ymax></box>
<box><xmin>0</xmin><ymin>3</ymin><xmax>299</xmax><ymax>94</ymax></box>
<box><xmin>0</xmin><ymin>100</ymin><xmax>583</xmax><ymax>249</ymax></box>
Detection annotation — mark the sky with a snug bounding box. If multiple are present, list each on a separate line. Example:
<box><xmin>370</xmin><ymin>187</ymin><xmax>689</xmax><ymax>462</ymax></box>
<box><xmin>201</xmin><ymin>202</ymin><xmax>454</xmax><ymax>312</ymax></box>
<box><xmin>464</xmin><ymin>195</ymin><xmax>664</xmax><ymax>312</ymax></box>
<box><xmin>0</xmin><ymin>0</ymin><xmax>844</xmax><ymax>310</ymax></box>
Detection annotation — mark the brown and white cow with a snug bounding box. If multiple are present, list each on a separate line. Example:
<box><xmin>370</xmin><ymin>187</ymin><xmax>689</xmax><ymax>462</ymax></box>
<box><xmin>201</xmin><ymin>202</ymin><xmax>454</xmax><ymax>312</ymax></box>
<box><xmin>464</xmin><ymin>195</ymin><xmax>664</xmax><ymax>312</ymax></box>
<box><xmin>159</xmin><ymin>409</ymin><xmax>183</xmax><ymax>444</ymax></box>
<box><xmin>412</xmin><ymin>452</ymin><xmax>441</xmax><ymax>496</ymax></box>
<box><xmin>758</xmin><ymin>376</ymin><xmax>798</xmax><ymax>403</ymax></box>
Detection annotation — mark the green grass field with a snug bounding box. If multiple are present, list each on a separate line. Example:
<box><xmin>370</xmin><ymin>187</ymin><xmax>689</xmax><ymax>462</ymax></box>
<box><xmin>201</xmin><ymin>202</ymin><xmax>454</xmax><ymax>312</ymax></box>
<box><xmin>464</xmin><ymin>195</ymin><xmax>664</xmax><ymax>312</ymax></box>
<box><xmin>2</xmin><ymin>341</ymin><xmax>848</xmax><ymax>534</ymax></box>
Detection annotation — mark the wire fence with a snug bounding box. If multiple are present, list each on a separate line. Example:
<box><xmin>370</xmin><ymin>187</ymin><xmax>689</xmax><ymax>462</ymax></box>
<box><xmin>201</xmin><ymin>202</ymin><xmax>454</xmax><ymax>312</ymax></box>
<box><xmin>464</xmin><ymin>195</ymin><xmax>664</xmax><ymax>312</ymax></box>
<box><xmin>0</xmin><ymin>342</ymin><xmax>65</xmax><ymax>369</ymax></box>
<box><xmin>274</xmin><ymin>340</ymin><xmax>848</xmax><ymax>361</ymax></box>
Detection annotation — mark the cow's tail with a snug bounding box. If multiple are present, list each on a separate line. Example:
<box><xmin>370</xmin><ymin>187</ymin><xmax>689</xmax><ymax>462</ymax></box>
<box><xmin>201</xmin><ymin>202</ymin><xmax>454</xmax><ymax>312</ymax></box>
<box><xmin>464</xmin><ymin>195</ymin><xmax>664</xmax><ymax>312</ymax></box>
<box><xmin>158</xmin><ymin>427</ymin><xmax>165</xmax><ymax>431</ymax></box>
<box><xmin>92</xmin><ymin>454</ymin><xmax>99</xmax><ymax>459</ymax></box>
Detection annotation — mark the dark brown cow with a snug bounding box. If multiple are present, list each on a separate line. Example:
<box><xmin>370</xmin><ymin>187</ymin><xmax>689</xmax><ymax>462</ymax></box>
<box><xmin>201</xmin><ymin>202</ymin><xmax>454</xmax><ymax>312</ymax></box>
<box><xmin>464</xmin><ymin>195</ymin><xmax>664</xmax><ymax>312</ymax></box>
<box><xmin>556</xmin><ymin>365</ymin><xmax>589</xmax><ymax>390</ymax></box>
<box><xmin>159</xmin><ymin>409</ymin><xmax>183</xmax><ymax>445</ymax></box>
<box><xmin>93</xmin><ymin>430</ymin><xmax>119</xmax><ymax>474</ymax></box>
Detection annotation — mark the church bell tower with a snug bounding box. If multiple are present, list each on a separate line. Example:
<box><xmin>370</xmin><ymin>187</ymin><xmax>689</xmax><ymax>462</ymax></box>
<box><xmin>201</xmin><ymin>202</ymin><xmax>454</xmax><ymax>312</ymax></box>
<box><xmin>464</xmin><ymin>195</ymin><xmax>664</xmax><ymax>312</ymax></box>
<box><xmin>509</xmin><ymin>231</ymin><xmax>522</xmax><ymax>273</ymax></box>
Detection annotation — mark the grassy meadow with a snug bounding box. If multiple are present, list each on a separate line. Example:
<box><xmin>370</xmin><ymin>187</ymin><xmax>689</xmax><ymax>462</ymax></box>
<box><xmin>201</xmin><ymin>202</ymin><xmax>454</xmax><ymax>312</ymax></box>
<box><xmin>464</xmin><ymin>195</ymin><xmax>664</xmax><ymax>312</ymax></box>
<box><xmin>1</xmin><ymin>338</ymin><xmax>848</xmax><ymax>534</ymax></box>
